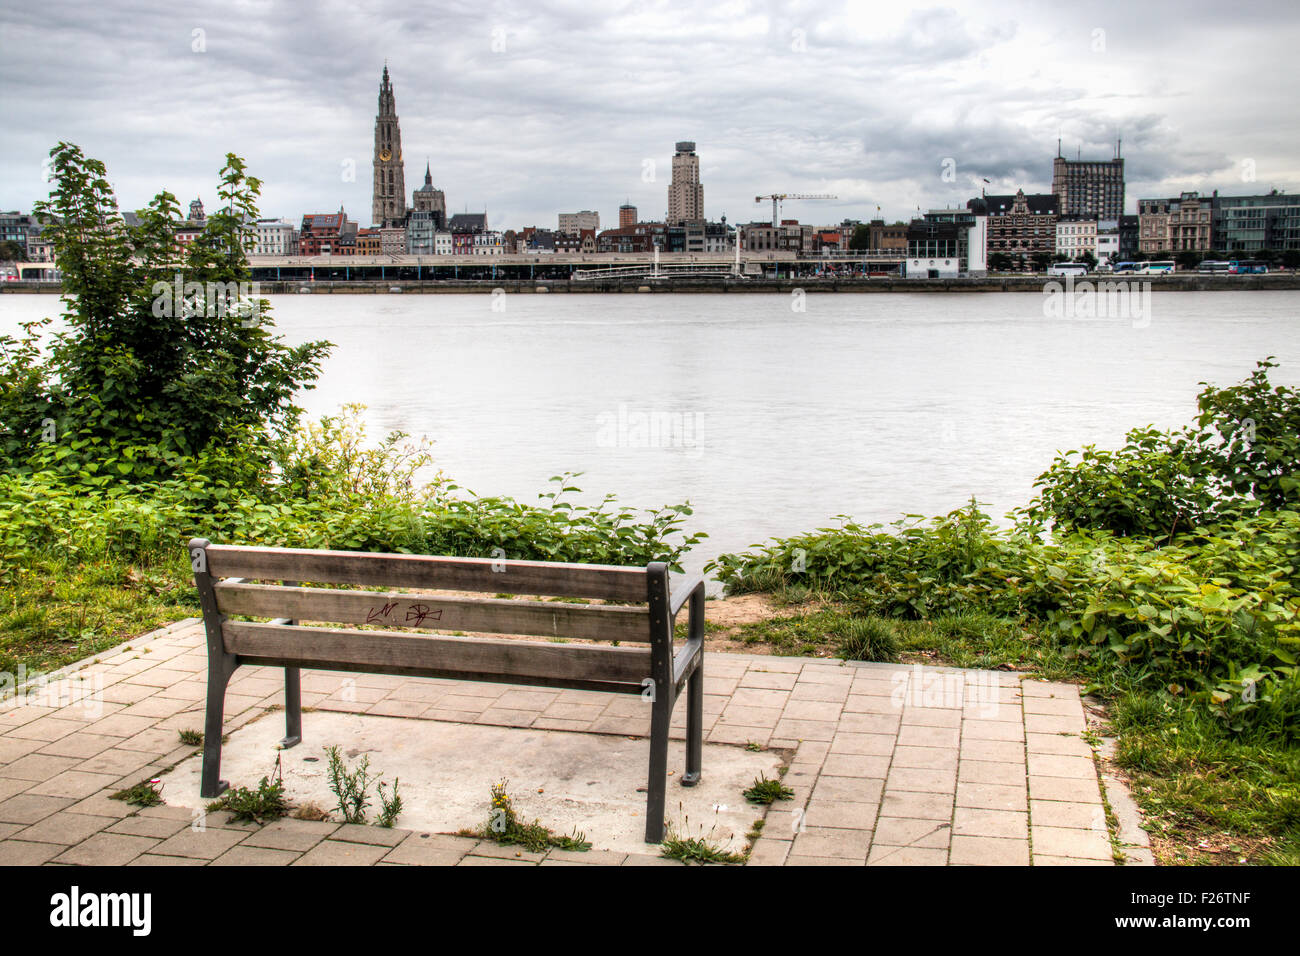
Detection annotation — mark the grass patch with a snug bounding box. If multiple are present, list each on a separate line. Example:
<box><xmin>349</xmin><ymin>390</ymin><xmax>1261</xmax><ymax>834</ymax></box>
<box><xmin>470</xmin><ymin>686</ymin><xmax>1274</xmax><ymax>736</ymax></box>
<box><xmin>0</xmin><ymin>550</ymin><xmax>198</xmax><ymax>676</ymax></box>
<box><xmin>205</xmin><ymin>758</ymin><xmax>290</xmax><ymax>824</ymax></box>
<box><xmin>659</xmin><ymin>816</ymin><xmax>746</xmax><ymax>865</ymax></box>
<box><xmin>743</xmin><ymin>773</ymin><xmax>794</xmax><ymax>805</ymax></box>
<box><xmin>111</xmin><ymin>778</ymin><xmax>164</xmax><ymax>807</ymax></box>
<box><xmin>475</xmin><ymin>780</ymin><xmax>591</xmax><ymax>853</ymax></box>
<box><xmin>178</xmin><ymin>729</ymin><xmax>203</xmax><ymax>746</ymax></box>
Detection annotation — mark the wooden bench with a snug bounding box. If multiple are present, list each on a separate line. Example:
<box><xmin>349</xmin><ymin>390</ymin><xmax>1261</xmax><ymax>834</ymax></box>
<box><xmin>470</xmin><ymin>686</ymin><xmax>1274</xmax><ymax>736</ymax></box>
<box><xmin>188</xmin><ymin>539</ymin><xmax>706</xmax><ymax>843</ymax></box>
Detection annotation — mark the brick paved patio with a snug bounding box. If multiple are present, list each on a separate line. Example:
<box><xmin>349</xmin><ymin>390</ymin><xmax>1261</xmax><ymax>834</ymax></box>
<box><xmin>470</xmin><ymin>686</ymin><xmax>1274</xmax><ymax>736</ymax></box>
<box><xmin>0</xmin><ymin>618</ymin><xmax>1152</xmax><ymax>866</ymax></box>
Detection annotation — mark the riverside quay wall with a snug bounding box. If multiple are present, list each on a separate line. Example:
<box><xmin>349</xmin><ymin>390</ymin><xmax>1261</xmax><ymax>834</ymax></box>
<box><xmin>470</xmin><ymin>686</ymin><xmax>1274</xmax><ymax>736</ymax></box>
<box><xmin>5</xmin><ymin>275</ymin><xmax>1300</xmax><ymax>294</ymax></box>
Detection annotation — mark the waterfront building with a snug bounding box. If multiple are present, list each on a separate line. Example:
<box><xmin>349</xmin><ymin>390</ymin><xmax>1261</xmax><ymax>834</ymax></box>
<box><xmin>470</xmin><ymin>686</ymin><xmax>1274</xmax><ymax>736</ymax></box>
<box><xmin>434</xmin><ymin>231</ymin><xmax>453</xmax><ymax>255</ymax></box>
<box><xmin>1097</xmin><ymin>219</ymin><xmax>1120</xmax><ymax>265</ymax></box>
<box><xmin>1119</xmin><ymin>214</ymin><xmax>1140</xmax><ymax>260</ymax></box>
<box><xmin>299</xmin><ymin>208</ymin><xmax>357</xmax><ymax>256</ymax></box>
<box><xmin>474</xmin><ymin>231</ymin><xmax>505</xmax><ymax>255</ymax></box>
<box><xmin>448</xmin><ymin>213</ymin><xmax>487</xmax><ymax>235</ymax></box>
<box><xmin>251</xmin><ymin>219</ymin><xmax>297</xmax><ymax>256</ymax></box>
<box><xmin>355</xmin><ymin>228</ymin><xmax>382</xmax><ymax>256</ymax></box>
<box><xmin>411</xmin><ymin>162</ymin><xmax>446</xmax><ymax>229</ymax></box>
<box><xmin>380</xmin><ymin>225</ymin><xmax>407</xmax><ymax>255</ymax></box>
<box><xmin>619</xmin><ymin>204</ymin><xmax>637</xmax><ymax>228</ymax></box>
<box><xmin>1138</xmin><ymin>192</ymin><xmax>1213</xmax><ymax>254</ymax></box>
<box><xmin>0</xmin><ymin>212</ymin><xmax>33</xmax><ymax>257</ymax></box>
<box><xmin>868</xmin><ymin>219</ymin><xmax>908</xmax><ymax>252</ymax></box>
<box><xmin>558</xmin><ymin>211</ymin><xmax>600</xmax><ymax>235</ymax></box>
<box><xmin>406</xmin><ymin>209</ymin><xmax>438</xmax><ymax>254</ymax></box>
<box><xmin>970</xmin><ymin>189</ymin><xmax>1058</xmax><ymax>270</ymax></box>
<box><xmin>667</xmin><ymin>141</ymin><xmax>704</xmax><ymax>225</ymax></box>
<box><xmin>1055</xmin><ymin>219</ymin><xmax>1098</xmax><ymax>260</ymax></box>
<box><xmin>1213</xmin><ymin>190</ymin><xmax>1300</xmax><ymax>252</ymax></box>
<box><xmin>25</xmin><ymin>224</ymin><xmax>54</xmax><ymax>262</ymax></box>
<box><xmin>1051</xmin><ymin>144</ymin><xmax>1125</xmax><ymax>220</ymax></box>
<box><xmin>704</xmin><ymin>219</ymin><xmax>734</xmax><ymax>253</ymax></box>
<box><xmin>372</xmin><ymin>65</ymin><xmax>407</xmax><ymax>227</ymax></box>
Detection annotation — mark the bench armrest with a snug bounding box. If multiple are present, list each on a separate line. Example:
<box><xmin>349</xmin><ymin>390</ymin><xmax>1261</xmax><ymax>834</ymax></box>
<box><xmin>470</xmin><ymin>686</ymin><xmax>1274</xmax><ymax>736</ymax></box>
<box><xmin>669</xmin><ymin>574</ymin><xmax>705</xmax><ymax>619</ymax></box>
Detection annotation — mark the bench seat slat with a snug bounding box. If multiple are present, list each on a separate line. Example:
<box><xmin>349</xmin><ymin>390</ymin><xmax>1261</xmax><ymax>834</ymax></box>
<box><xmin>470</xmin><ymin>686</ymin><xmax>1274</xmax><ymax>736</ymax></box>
<box><xmin>224</xmin><ymin>622</ymin><xmax>653</xmax><ymax>686</ymax></box>
<box><xmin>215</xmin><ymin>582</ymin><xmax>652</xmax><ymax>643</ymax></box>
<box><xmin>204</xmin><ymin>545</ymin><xmax>648</xmax><ymax>602</ymax></box>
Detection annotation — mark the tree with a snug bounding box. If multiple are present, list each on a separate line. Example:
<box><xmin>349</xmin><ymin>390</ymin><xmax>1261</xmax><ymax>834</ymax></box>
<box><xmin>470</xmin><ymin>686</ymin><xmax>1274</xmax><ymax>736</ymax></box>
<box><xmin>1176</xmin><ymin>250</ymin><xmax>1203</xmax><ymax>271</ymax></box>
<box><xmin>1076</xmin><ymin>250</ymin><xmax>1098</xmax><ymax>270</ymax></box>
<box><xmin>0</xmin><ymin>240</ymin><xmax>25</xmax><ymax>261</ymax></box>
<box><xmin>1281</xmin><ymin>249</ymin><xmax>1300</xmax><ymax>270</ymax></box>
<box><xmin>1031</xmin><ymin>251</ymin><xmax>1052</xmax><ymax>272</ymax></box>
<box><xmin>2</xmin><ymin>142</ymin><xmax>332</xmax><ymax>473</ymax></box>
<box><xmin>988</xmin><ymin>252</ymin><xmax>1013</xmax><ymax>272</ymax></box>
<box><xmin>849</xmin><ymin>224</ymin><xmax>870</xmax><ymax>251</ymax></box>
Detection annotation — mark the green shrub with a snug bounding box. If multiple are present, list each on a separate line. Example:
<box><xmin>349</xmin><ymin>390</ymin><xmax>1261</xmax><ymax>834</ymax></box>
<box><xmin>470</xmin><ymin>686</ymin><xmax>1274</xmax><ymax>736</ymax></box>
<box><xmin>835</xmin><ymin>616</ymin><xmax>899</xmax><ymax>662</ymax></box>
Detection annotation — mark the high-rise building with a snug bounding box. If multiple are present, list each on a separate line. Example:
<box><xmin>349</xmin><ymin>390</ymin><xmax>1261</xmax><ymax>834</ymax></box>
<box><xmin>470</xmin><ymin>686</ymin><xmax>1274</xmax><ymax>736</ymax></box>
<box><xmin>667</xmin><ymin>141</ymin><xmax>704</xmax><ymax>225</ymax></box>
<box><xmin>558</xmin><ymin>211</ymin><xmax>600</xmax><ymax>235</ymax></box>
<box><xmin>372</xmin><ymin>65</ymin><xmax>407</xmax><ymax>227</ymax></box>
<box><xmin>1051</xmin><ymin>142</ymin><xmax>1125</xmax><ymax>220</ymax></box>
<box><xmin>619</xmin><ymin>204</ymin><xmax>637</xmax><ymax>228</ymax></box>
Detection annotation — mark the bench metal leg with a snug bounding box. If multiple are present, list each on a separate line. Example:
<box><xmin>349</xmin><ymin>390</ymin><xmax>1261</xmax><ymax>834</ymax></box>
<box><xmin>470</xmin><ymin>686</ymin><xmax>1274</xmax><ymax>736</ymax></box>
<box><xmin>682</xmin><ymin>662</ymin><xmax>703</xmax><ymax>787</ymax></box>
<box><xmin>200</xmin><ymin>663</ymin><xmax>233</xmax><ymax>799</ymax></box>
<box><xmin>644</xmin><ymin>693</ymin><xmax>671</xmax><ymax>844</ymax></box>
<box><xmin>280</xmin><ymin>666</ymin><xmax>302</xmax><ymax>749</ymax></box>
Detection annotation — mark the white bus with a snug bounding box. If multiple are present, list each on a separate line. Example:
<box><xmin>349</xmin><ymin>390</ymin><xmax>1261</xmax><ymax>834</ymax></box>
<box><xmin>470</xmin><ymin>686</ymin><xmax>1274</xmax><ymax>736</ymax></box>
<box><xmin>1047</xmin><ymin>262</ymin><xmax>1089</xmax><ymax>277</ymax></box>
<box><xmin>1198</xmin><ymin>260</ymin><xmax>1232</xmax><ymax>274</ymax></box>
<box><xmin>1139</xmin><ymin>260</ymin><xmax>1176</xmax><ymax>275</ymax></box>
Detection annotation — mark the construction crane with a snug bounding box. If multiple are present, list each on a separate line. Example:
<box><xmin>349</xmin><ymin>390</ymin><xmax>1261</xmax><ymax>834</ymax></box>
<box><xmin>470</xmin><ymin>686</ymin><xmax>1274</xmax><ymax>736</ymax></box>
<box><xmin>754</xmin><ymin>193</ymin><xmax>838</xmax><ymax>227</ymax></box>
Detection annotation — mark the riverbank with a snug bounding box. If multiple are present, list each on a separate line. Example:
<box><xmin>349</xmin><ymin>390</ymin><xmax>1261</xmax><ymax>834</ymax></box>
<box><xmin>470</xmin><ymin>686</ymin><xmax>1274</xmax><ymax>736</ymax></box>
<box><xmin>5</xmin><ymin>274</ymin><xmax>1300</xmax><ymax>294</ymax></box>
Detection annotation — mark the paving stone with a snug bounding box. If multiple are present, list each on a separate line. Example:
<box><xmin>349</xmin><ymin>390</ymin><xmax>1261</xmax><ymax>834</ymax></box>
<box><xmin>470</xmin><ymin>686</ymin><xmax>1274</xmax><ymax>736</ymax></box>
<box><xmin>872</xmin><ymin>816</ymin><xmax>951</xmax><ymax>849</ymax></box>
<box><xmin>107</xmin><ymin>814</ymin><xmax>192</xmax><ymax>838</ymax></box>
<box><xmin>241</xmin><ymin>819</ymin><xmax>339</xmax><ymax>851</ymax></box>
<box><xmin>959</xmin><ymin>739</ymin><xmax>1025</xmax><ymax>763</ymax></box>
<box><xmin>811</xmin><ymin>775</ymin><xmax>884</xmax><ymax>804</ymax></box>
<box><xmin>1027</xmin><ymin>753</ymin><xmax>1097</xmax><ymax>780</ymax></box>
<box><xmin>791</xmin><ymin>826</ymin><xmax>872</xmax><ymax>860</ymax></box>
<box><xmin>890</xmin><ymin>746</ymin><xmax>957</xmax><ymax>772</ymax></box>
<box><xmin>470</xmin><ymin>841</ymin><xmax>548</xmax><ymax>862</ymax></box>
<box><xmin>15</xmin><ymin>811</ymin><xmax>109</xmax><ymax>846</ymax></box>
<box><xmin>0</xmin><ymin>793</ymin><xmax>74</xmax><ymax>825</ymax></box>
<box><xmin>621</xmin><ymin>852</ymin><xmax>684</xmax><ymax>866</ymax></box>
<box><xmin>1031</xmin><ymin>825</ymin><xmax>1114</xmax><ymax>861</ymax></box>
<box><xmin>958</xmin><ymin>760</ymin><xmax>1026</xmax><ymax>786</ymax></box>
<box><xmin>950</xmin><ymin>835</ymin><xmax>1030</xmax><ymax>866</ymax></box>
<box><xmin>331</xmin><ymin>823</ymin><xmax>408</xmax><ymax>846</ymax></box>
<box><xmin>0</xmin><ymin>839</ymin><xmax>65</xmax><ymax>865</ymax></box>
<box><xmin>781</xmin><ymin>700</ymin><xmax>843</xmax><ymax>722</ymax></box>
<box><xmin>955</xmin><ymin>781</ymin><xmax>1027</xmax><ymax>812</ymax></box>
<box><xmin>0</xmin><ymin>735</ymin><xmax>46</xmax><ymax>763</ymax></box>
<box><xmin>27</xmin><ymin>769</ymin><xmax>122</xmax><ymax>800</ymax></box>
<box><xmin>900</xmin><ymin>707</ymin><xmax>963</xmax><ymax>728</ymax></box>
<box><xmin>952</xmin><ymin>807</ymin><xmax>1028</xmax><ymax>839</ymax></box>
<box><xmin>867</xmin><ymin>845</ymin><xmax>948</xmax><ymax>865</ymax></box>
<box><xmin>383</xmin><ymin>833</ymin><xmax>478</xmax><ymax>865</ymax></box>
<box><xmin>132</xmin><ymin>853</ymin><xmax>210</xmax><ymax>867</ymax></box>
<box><xmin>897</xmin><ymin>725</ymin><xmax>961</xmax><ymax>749</ymax></box>
<box><xmin>150</xmin><ymin>826</ymin><xmax>248</xmax><ymax>860</ymax></box>
<box><xmin>886</xmin><ymin>767</ymin><xmax>956</xmax><ymax>794</ymax></box>
<box><xmin>1</xmin><ymin>752</ymin><xmax>80</xmax><ymax>782</ymax></box>
<box><xmin>54</xmin><ymin>832</ymin><xmax>158</xmax><ymax>866</ymax></box>
<box><xmin>1028</xmin><ymin>774</ymin><xmax>1102</xmax><ymax>804</ymax></box>
<box><xmin>880</xmin><ymin>790</ymin><xmax>952</xmax><ymax>821</ymax></box>
<box><xmin>36</xmin><ymin>733</ymin><xmax>121</xmax><ymax>760</ymax></box>
<box><xmin>829</xmin><ymin>732</ymin><xmax>895</xmax><ymax>756</ymax></box>
<box><xmin>746</xmin><ymin>837</ymin><xmax>790</xmax><ymax>866</ymax></box>
<box><xmin>822</xmin><ymin>752</ymin><xmax>895</xmax><ymax>777</ymax></box>
<box><xmin>772</xmin><ymin>719</ymin><xmax>838</xmax><ymax>741</ymax></box>
<box><xmin>1031</xmin><ymin>799</ymin><xmax>1107</xmax><ymax>831</ymax></box>
<box><xmin>1023</xmin><ymin>714</ymin><xmax>1083</xmax><ymax>734</ymax></box>
<box><xmin>961</xmin><ymin>719</ymin><xmax>1025</xmax><ymax>742</ymax></box>
<box><xmin>458</xmin><ymin>854</ymin><xmax>535</xmax><ymax>866</ymax></box>
<box><xmin>211</xmin><ymin>845</ymin><xmax>301</xmax><ymax>866</ymax></box>
<box><xmin>294</xmin><ymin>839</ymin><xmax>391</xmax><ymax>865</ymax></box>
<box><xmin>1025</xmin><ymin>732</ymin><xmax>1093</xmax><ymax>757</ymax></box>
<box><xmin>1032</xmin><ymin>854</ymin><xmax>1112</xmax><ymax>866</ymax></box>
<box><xmin>802</xmin><ymin>799</ymin><xmax>878</xmax><ymax>831</ymax></box>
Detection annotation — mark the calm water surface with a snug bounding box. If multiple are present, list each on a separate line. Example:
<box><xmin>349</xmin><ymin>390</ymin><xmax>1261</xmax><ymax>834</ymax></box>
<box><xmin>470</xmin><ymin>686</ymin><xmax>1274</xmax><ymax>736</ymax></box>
<box><xmin>5</xmin><ymin>290</ymin><xmax>1299</xmax><ymax>575</ymax></box>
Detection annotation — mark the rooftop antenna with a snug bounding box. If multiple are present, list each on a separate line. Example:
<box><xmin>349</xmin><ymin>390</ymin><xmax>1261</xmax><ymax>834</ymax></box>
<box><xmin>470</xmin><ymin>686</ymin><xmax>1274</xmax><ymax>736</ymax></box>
<box><xmin>1057</xmin><ymin>136</ymin><xmax>1061</xmax><ymax>158</ymax></box>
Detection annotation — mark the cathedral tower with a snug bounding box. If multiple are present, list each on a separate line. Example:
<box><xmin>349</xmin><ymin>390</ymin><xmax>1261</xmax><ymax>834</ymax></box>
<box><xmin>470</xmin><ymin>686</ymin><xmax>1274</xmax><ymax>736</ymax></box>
<box><xmin>371</xmin><ymin>65</ymin><xmax>407</xmax><ymax>226</ymax></box>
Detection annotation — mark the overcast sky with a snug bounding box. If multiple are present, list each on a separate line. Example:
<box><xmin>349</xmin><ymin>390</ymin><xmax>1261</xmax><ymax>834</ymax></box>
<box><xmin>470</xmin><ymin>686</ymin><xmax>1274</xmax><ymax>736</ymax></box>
<box><xmin>4</xmin><ymin>0</ymin><xmax>1298</xmax><ymax>230</ymax></box>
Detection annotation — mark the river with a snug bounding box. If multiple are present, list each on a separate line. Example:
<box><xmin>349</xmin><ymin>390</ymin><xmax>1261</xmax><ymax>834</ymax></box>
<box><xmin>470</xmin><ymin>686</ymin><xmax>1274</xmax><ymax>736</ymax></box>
<box><xmin>4</xmin><ymin>290</ymin><xmax>1298</xmax><ymax>574</ymax></box>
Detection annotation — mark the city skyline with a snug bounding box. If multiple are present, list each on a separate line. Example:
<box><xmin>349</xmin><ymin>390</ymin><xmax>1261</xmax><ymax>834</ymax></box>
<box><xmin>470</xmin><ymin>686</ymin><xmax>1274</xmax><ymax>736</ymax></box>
<box><xmin>3</xmin><ymin>1</ymin><xmax>1299</xmax><ymax>229</ymax></box>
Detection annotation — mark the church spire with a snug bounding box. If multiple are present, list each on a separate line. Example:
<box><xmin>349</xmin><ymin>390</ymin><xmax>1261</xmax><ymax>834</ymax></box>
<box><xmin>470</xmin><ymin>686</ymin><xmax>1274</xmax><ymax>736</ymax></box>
<box><xmin>372</xmin><ymin>64</ymin><xmax>406</xmax><ymax>226</ymax></box>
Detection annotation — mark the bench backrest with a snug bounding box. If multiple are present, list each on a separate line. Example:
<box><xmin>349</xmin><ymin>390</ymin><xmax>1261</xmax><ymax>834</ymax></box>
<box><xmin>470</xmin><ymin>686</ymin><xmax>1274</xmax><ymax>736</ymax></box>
<box><xmin>190</xmin><ymin>541</ymin><xmax>673</xmax><ymax>694</ymax></box>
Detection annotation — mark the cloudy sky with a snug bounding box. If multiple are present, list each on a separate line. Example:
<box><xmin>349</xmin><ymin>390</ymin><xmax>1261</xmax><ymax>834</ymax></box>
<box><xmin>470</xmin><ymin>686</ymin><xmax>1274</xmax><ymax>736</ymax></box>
<box><xmin>4</xmin><ymin>0</ymin><xmax>1298</xmax><ymax>230</ymax></box>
